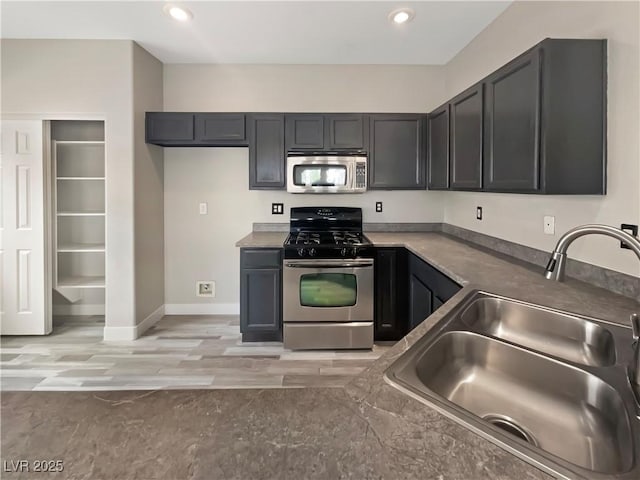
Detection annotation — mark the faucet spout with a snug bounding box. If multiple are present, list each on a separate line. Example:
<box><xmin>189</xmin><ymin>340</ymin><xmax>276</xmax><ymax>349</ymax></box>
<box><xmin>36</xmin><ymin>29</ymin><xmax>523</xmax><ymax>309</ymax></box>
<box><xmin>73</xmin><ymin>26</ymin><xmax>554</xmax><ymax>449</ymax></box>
<box><xmin>544</xmin><ymin>224</ymin><xmax>640</xmax><ymax>282</ymax></box>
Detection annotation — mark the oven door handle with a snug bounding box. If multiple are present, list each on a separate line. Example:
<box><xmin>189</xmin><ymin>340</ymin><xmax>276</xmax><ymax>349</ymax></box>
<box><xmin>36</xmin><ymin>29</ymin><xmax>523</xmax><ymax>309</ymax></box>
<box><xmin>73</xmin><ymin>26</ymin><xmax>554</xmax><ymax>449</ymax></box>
<box><xmin>284</xmin><ymin>261</ymin><xmax>374</xmax><ymax>269</ymax></box>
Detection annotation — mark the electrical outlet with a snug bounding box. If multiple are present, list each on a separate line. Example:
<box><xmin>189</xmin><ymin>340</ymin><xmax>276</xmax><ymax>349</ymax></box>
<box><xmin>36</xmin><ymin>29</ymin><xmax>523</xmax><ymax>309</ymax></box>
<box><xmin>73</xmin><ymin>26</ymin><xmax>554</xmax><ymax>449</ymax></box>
<box><xmin>621</xmin><ymin>223</ymin><xmax>638</xmax><ymax>249</ymax></box>
<box><xmin>476</xmin><ymin>206</ymin><xmax>483</xmax><ymax>220</ymax></box>
<box><xmin>543</xmin><ymin>215</ymin><xmax>555</xmax><ymax>235</ymax></box>
<box><xmin>272</xmin><ymin>203</ymin><xmax>284</xmax><ymax>215</ymax></box>
<box><xmin>196</xmin><ymin>281</ymin><xmax>215</xmax><ymax>297</ymax></box>
<box><xmin>199</xmin><ymin>202</ymin><xmax>208</xmax><ymax>215</ymax></box>
<box><xmin>375</xmin><ymin>202</ymin><xmax>383</xmax><ymax>213</ymax></box>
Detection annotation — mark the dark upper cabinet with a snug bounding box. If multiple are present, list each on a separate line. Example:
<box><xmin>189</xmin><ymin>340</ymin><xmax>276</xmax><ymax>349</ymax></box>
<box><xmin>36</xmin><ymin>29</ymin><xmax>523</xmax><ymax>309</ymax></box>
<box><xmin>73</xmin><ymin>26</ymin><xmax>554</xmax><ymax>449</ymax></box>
<box><xmin>327</xmin><ymin>115</ymin><xmax>367</xmax><ymax>150</ymax></box>
<box><xmin>483</xmin><ymin>39</ymin><xmax>606</xmax><ymax>194</ymax></box>
<box><xmin>195</xmin><ymin>113</ymin><xmax>246</xmax><ymax>144</ymax></box>
<box><xmin>146</xmin><ymin>112</ymin><xmax>246</xmax><ymax>146</ymax></box>
<box><xmin>146</xmin><ymin>113</ymin><xmax>194</xmax><ymax>145</ymax></box>
<box><xmin>427</xmin><ymin>104</ymin><xmax>449</xmax><ymax>190</ymax></box>
<box><xmin>248</xmin><ymin>114</ymin><xmax>286</xmax><ymax>190</ymax></box>
<box><xmin>285</xmin><ymin>114</ymin><xmax>325</xmax><ymax>150</ymax></box>
<box><xmin>374</xmin><ymin>248</ymin><xmax>408</xmax><ymax>341</ymax></box>
<box><xmin>369</xmin><ymin>114</ymin><xmax>427</xmax><ymax>190</ymax></box>
<box><xmin>286</xmin><ymin>114</ymin><xmax>366</xmax><ymax>151</ymax></box>
<box><xmin>450</xmin><ymin>83</ymin><xmax>483</xmax><ymax>190</ymax></box>
<box><xmin>240</xmin><ymin>249</ymin><xmax>283</xmax><ymax>342</ymax></box>
<box><xmin>484</xmin><ymin>49</ymin><xmax>541</xmax><ymax>192</ymax></box>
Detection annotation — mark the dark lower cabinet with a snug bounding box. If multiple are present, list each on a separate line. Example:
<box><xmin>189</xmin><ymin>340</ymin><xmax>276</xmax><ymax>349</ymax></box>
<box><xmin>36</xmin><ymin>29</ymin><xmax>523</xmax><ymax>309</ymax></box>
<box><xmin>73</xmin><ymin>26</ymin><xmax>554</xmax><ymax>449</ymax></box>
<box><xmin>240</xmin><ymin>249</ymin><xmax>282</xmax><ymax>342</ymax></box>
<box><xmin>374</xmin><ymin>248</ymin><xmax>408</xmax><ymax>341</ymax></box>
<box><xmin>408</xmin><ymin>253</ymin><xmax>461</xmax><ymax>331</ymax></box>
<box><xmin>248</xmin><ymin>114</ymin><xmax>285</xmax><ymax>189</ymax></box>
<box><xmin>369</xmin><ymin>114</ymin><xmax>427</xmax><ymax>190</ymax></box>
<box><xmin>409</xmin><ymin>273</ymin><xmax>434</xmax><ymax>331</ymax></box>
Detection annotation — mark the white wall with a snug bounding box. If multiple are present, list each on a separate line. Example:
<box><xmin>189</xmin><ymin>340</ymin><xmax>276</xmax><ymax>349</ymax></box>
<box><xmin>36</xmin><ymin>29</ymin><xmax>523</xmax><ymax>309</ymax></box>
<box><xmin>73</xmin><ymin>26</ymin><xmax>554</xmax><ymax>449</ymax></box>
<box><xmin>133</xmin><ymin>43</ymin><xmax>165</xmax><ymax>325</ymax></box>
<box><xmin>163</xmin><ymin>65</ymin><xmax>447</xmax><ymax>308</ymax></box>
<box><xmin>443</xmin><ymin>1</ymin><xmax>640</xmax><ymax>276</ymax></box>
<box><xmin>1</xmin><ymin>39</ymin><xmax>137</xmax><ymax>327</ymax></box>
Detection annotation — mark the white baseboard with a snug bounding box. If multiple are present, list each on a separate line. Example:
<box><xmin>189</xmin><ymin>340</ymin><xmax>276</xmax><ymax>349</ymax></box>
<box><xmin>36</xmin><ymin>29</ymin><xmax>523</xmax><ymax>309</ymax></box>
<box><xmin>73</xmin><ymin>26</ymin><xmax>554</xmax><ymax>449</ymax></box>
<box><xmin>103</xmin><ymin>304</ymin><xmax>165</xmax><ymax>341</ymax></box>
<box><xmin>53</xmin><ymin>304</ymin><xmax>105</xmax><ymax>316</ymax></box>
<box><xmin>135</xmin><ymin>304</ymin><xmax>165</xmax><ymax>337</ymax></box>
<box><xmin>103</xmin><ymin>326</ymin><xmax>137</xmax><ymax>341</ymax></box>
<box><xmin>164</xmin><ymin>303</ymin><xmax>240</xmax><ymax>315</ymax></box>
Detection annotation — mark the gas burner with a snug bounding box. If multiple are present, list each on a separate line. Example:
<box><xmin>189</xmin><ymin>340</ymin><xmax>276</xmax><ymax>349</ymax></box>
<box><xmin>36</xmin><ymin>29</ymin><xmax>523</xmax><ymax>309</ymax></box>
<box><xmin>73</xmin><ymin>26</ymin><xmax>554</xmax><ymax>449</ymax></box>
<box><xmin>283</xmin><ymin>207</ymin><xmax>372</xmax><ymax>259</ymax></box>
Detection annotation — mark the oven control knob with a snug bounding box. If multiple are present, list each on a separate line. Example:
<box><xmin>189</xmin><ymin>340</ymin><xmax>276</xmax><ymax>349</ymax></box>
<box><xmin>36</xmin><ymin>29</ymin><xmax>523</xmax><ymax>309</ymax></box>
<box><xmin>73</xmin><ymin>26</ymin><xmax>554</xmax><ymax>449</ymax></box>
<box><xmin>340</xmin><ymin>248</ymin><xmax>347</xmax><ymax>257</ymax></box>
<box><xmin>297</xmin><ymin>248</ymin><xmax>307</xmax><ymax>257</ymax></box>
<box><xmin>309</xmin><ymin>248</ymin><xmax>317</xmax><ymax>257</ymax></box>
<box><xmin>351</xmin><ymin>247</ymin><xmax>359</xmax><ymax>257</ymax></box>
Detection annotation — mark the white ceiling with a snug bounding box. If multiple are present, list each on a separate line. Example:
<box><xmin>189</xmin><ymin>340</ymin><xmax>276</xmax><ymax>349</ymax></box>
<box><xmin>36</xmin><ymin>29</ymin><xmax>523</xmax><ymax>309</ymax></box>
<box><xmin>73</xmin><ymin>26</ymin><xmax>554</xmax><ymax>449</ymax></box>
<box><xmin>1</xmin><ymin>1</ymin><xmax>511</xmax><ymax>64</ymax></box>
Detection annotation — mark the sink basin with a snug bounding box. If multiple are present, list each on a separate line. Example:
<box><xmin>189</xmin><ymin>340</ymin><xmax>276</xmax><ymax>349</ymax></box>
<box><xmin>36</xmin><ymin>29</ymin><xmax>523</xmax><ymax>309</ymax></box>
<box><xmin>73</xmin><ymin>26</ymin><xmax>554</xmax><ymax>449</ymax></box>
<box><xmin>385</xmin><ymin>290</ymin><xmax>640</xmax><ymax>479</ymax></box>
<box><xmin>460</xmin><ymin>295</ymin><xmax>616</xmax><ymax>366</ymax></box>
<box><xmin>415</xmin><ymin>331</ymin><xmax>632</xmax><ymax>474</ymax></box>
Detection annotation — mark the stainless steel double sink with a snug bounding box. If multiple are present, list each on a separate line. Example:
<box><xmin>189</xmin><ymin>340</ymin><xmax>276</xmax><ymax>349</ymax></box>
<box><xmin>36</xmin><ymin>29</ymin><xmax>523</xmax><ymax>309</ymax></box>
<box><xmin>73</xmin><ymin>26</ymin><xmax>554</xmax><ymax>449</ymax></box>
<box><xmin>384</xmin><ymin>291</ymin><xmax>640</xmax><ymax>479</ymax></box>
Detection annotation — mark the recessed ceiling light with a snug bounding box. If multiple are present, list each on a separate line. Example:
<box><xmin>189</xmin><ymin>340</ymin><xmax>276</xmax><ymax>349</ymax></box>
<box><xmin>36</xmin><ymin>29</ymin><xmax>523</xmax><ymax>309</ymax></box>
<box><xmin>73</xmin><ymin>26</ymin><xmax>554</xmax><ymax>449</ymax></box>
<box><xmin>389</xmin><ymin>8</ymin><xmax>415</xmax><ymax>25</ymax></box>
<box><xmin>163</xmin><ymin>4</ymin><xmax>193</xmax><ymax>22</ymax></box>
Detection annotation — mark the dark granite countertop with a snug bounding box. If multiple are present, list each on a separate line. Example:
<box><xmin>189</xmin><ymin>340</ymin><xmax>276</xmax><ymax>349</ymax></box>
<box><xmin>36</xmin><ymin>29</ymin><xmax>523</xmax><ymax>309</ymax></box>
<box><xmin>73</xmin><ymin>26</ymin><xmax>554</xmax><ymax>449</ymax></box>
<box><xmin>2</xmin><ymin>233</ymin><xmax>637</xmax><ymax>479</ymax></box>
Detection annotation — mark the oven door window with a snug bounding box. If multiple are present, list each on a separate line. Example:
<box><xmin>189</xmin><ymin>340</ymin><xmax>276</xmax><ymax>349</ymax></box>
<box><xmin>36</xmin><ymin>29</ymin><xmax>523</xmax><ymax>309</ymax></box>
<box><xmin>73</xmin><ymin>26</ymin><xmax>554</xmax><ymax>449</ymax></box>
<box><xmin>292</xmin><ymin>165</ymin><xmax>347</xmax><ymax>187</ymax></box>
<box><xmin>299</xmin><ymin>273</ymin><xmax>357</xmax><ymax>307</ymax></box>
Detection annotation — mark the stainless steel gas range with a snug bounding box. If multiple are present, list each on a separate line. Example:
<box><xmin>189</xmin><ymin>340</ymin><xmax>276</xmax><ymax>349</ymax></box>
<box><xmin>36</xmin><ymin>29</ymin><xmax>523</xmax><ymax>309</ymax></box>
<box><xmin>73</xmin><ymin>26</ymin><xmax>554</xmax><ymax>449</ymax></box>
<box><xmin>283</xmin><ymin>207</ymin><xmax>374</xmax><ymax>350</ymax></box>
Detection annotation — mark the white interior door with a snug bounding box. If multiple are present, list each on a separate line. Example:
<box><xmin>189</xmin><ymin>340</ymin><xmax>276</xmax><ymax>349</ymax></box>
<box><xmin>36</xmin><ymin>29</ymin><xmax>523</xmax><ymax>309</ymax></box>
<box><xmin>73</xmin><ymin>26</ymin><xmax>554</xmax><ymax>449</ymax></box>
<box><xmin>1</xmin><ymin>120</ymin><xmax>49</xmax><ymax>334</ymax></box>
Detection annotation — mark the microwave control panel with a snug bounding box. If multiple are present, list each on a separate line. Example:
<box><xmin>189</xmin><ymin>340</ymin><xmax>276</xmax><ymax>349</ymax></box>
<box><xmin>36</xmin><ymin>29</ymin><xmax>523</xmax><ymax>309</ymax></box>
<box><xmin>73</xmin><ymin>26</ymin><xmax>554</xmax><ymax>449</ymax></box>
<box><xmin>355</xmin><ymin>163</ymin><xmax>367</xmax><ymax>190</ymax></box>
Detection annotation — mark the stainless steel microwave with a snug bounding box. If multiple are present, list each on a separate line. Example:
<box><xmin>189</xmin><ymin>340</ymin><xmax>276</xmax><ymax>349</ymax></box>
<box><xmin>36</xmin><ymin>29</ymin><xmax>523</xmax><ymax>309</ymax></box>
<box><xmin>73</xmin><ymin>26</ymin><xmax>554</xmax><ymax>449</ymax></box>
<box><xmin>286</xmin><ymin>154</ymin><xmax>367</xmax><ymax>194</ymax></box>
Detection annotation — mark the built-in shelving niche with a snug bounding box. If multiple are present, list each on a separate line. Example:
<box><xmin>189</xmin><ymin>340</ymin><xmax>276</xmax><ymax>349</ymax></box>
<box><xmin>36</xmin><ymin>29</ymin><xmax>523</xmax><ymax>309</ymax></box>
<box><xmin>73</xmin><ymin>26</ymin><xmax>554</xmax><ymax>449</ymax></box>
<box><xmin>51</xmin><ymin>121</ymin><xmax>106</xmax><ymax>321</ymax></box>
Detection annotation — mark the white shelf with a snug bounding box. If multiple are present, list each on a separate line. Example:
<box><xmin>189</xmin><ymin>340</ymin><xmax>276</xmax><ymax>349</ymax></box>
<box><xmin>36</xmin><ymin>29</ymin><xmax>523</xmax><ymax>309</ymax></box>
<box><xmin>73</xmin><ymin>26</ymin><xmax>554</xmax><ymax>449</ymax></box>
<box><xmin>57</xmin><ymin>211</ymin><xmax>105</xmax><ymax>217</ymax></box>
<box><xmin>55</xmin><ymin>140</ymin><xmax>105</xmax><ymax>145</ymax></box>
<box><xmin>57</xmin><ymin>177</ymin><xmax>105</xmax><ymax>181</ymax></box>
<box><xmin>58</xmin><ymin>243</ymin><xmax>106</xmax><ymax>253</ymax></box>
<box><xmin>57</xmin><ymin>275</ymin><xmax>105</xmax><ymax>288</ymax></box>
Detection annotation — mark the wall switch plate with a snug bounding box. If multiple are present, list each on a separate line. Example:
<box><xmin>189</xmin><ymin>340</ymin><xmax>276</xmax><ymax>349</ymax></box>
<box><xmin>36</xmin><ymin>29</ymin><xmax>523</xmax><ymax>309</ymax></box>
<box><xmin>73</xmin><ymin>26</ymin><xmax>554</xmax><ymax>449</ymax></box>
<box><xmin>199</xmin><ymin>202</ymin><xmax>208</xmax><ymax>215</ymax></box>
<box><xmin>196</xmin><ymin>281</ymin><xmax>215</xmax><ymax>297</ymax></box>
<box><xmin>476</xmin><ymin>206</ymin><xmax>483</xmax><ymax>220</ymax></box>
<box><xmin>621</xmin><ymin>223</ymin><xmax>638</xmax><ymax>249</ymax></box>
<box><xmin>543</xmin><ymin>215</ymin><xmax>555</xmax><ymax>235</ymax></box>
<box><xmin>375</xmin><ymin>201</ymin><xmax>383</xmax><ymax>213</ymax></box>
<box><xmin>272</xmin><ymin>203</ymin><xmax>284</xmax><ymax>215</ymax></box>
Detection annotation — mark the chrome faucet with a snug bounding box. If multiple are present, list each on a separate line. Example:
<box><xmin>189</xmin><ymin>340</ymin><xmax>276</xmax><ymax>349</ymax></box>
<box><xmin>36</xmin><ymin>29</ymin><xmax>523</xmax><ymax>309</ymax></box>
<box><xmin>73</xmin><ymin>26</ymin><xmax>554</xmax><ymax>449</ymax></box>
<box><xmin>633</xmin><ymin>314</ymin><xmax>640</xmax><ymax>394</ymax></box>
<box><xmin>544</xmin><ymin>224</ymin><xmax>640</xmax><ymax>282</ymax></box>
<box><xmin>544</xmin><ymin>224</ymin><xmax>640</xmax><ymax>393</ymax></box>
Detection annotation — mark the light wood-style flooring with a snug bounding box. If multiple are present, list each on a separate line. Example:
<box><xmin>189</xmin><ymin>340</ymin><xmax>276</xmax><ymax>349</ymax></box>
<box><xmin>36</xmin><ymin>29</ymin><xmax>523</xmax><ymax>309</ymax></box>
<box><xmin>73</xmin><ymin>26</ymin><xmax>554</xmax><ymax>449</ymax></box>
<box><xmin>0</xmin><ymin>315</ymin><xmax>391</xmax><ymax>391</ymax></box>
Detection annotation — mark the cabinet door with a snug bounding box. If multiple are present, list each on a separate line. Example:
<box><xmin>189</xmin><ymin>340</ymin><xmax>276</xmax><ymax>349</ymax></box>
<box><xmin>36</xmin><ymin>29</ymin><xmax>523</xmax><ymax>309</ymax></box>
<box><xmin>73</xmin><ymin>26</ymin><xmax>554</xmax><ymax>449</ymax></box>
<box><xmin>240</xmin><ymin>249</ymin><xmax>282</xmax><ymax>342</ymax></box>
<box><xmin>374</xmin><ymin>248</ymin><xmax>407</xmax><ymax>341</ymax></box>
<box><xmin>484</xmin><ymin>49</ymin><xmax>541</xmax><ymax>192</ymax></box>
<box><xmin>249</xmin><ymin>114</ymin><xmax>285</xmax><ymax>189</ymax></box>
<box><xmin>369</xmin><ymin>114</ymin><xmax>426</xmax><ymax>189</ymax></box>
<box><xmin>195</xmin><ymin>114</ymin><xmax>246</xmax><ymax>144</ymax></box>
<box><xmin>409</xmin><ymin>273</ymin><xmax>433</xmax><ymax>330</ymax></box>
<box><xmin>427</xmin><ymin>105</ymin><xmax>449</xmax><ymax>190</ymax></box>
<box><xmin>286</xmin><ymin>115</ymin><xmax>324</xmax><ymax>150</ymax></box>
<box><xmin>450</xmin><ymin>84</ymin><xmax>483</xmax><ymax>190</ymax></box>
<box><xmin>145</xmin><ymin>113</ymin><xmax>194</xmax><ymax>145</ymax></box>
<box><xmin>327</xmin><ymin>115</ymin><xmax>365</xmax><ymax>150</ymax></box>
<box><xmin>240</xmin><ymin>268</ymin><xmax>282</xmax><ymax>341</ymax></box>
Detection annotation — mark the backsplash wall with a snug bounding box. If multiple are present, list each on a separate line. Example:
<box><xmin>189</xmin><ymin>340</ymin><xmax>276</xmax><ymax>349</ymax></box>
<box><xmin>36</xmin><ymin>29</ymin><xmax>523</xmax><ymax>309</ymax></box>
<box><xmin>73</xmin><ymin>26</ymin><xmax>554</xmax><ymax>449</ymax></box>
<box><xmin>164</xmin><ymin>148</ymin><xmax>443</xmax><ymax>308</ymax></box>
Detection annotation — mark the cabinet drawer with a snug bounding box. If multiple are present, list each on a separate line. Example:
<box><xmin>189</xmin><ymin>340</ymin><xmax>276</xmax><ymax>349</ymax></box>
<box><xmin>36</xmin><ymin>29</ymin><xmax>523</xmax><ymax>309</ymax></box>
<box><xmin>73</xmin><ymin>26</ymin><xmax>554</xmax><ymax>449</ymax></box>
<box><xmin>241</xmin><ymin>249</ymin><xmax>282</xmax><ymax>268</ymax></box>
